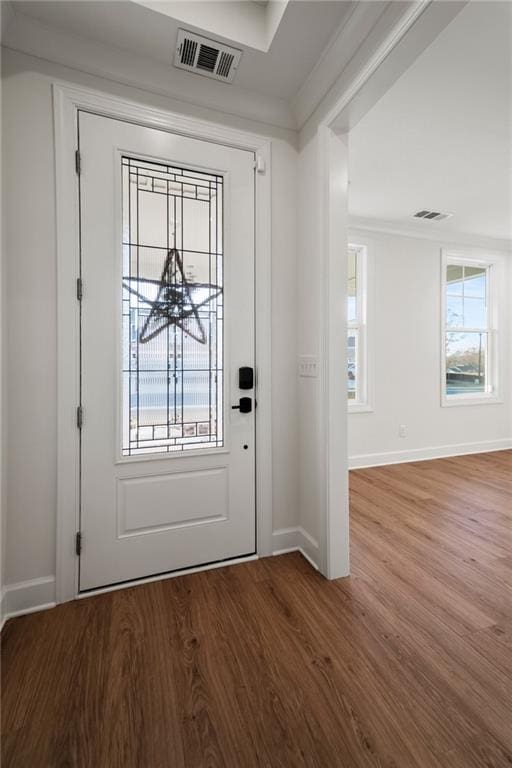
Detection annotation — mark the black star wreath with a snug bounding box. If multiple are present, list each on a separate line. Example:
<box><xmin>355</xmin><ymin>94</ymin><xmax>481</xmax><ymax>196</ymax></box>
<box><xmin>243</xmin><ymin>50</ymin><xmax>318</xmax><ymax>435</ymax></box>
<box><xmin>123</xmin><ymin>248</ymin><xmax>222</xmax><ymax>345</ymax></box>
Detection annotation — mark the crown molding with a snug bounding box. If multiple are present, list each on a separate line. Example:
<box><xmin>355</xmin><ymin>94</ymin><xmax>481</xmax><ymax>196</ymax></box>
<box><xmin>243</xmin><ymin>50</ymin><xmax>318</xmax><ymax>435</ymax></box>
<box><xmin>298</xmin><ymin>1</ymin><xmax>468</xmax><ymax>138</ymax></box>
<box><xmin>1</xmin><ymin>10</ymin><xmax>296</xmax><ymax>135</ymax></box>
<box><xmin>2</xmin><ymin>0</ymin><xmax>467</xmax><ymax>140</ymax></box>
<box><xmin>296</xmin><ymin>1</ymin><xmax>435</xmax><ymax>132</ymax></box>
<box><xmin>349</xmin><ymin>216</ymin><xmax>512</xmax><ymax>253</ymax></box>
<box><xmin>293</xmin><ymin>1</ymin><xmax>387</xmax><ymax>129</ymax></box>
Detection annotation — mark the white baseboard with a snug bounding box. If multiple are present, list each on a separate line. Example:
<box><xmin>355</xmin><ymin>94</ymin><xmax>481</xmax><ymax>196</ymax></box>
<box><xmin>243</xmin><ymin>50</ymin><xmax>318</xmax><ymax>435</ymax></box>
<box><xmin>349</xmin><ymin>438</ymin><xmax>512</xmax><ymax>470</ymax></box>
<box><xmin>272</xmin><ymin>526</ymin><xmax>319</xmax><ymax>570</ymax></box>
<box><xmin>1</xmin><ymin>576</ymin><xmax>56</xmax><ymax>629</ymax></box>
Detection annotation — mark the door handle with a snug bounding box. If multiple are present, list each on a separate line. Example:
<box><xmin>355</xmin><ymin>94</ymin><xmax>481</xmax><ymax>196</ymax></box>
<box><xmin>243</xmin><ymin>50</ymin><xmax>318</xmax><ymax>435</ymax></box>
<box><xmin>232</xmin><ymin>397</ymin><xmax>252</xmax><ymax>413</ymax></box>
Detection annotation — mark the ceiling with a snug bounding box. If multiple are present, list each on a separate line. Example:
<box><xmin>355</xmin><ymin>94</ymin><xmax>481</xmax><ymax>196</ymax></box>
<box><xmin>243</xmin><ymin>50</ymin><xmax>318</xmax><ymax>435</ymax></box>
<box><xmin>7</xmin><ymin>0</ymin><xmax>354</xmax><ymax>101</ymax></box>
<box><xmin>6</xmin><ymin>0</ymin><xmax>506</xmax><ymax>243</ymax></box>
<box><xmin>132</xmin><ymin>1</ymin><xmax>287</xmax><ymax>52</ymax></box>
<box><xmin>349</xmin><ymin>1</ymin><xmax>512</xmax><ymax>243</ymax></box>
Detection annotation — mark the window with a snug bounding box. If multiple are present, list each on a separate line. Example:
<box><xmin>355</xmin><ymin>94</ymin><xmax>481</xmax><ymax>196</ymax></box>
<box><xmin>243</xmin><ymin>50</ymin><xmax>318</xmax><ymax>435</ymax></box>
<box><xmin>122</xmin><ymin>156</ymin><xmax>224</xmax><ymax>455</ymax></box>
<box><xmin>347</xmin><ymin>244</ymin><xmax>369</xmax><ymax>409</ymax></box>
<box><xmin>441</xmin><ymin>250</ymin><xmax>499</xmax><ymax>405</ymax></box>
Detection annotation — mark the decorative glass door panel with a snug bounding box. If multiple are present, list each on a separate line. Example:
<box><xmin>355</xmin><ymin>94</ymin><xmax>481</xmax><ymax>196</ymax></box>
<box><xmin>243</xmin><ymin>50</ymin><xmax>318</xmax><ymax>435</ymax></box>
<box><xmin>121</xmin><ymin>157</ymin><xmax>224</xmax><ymax>456</ymax></box>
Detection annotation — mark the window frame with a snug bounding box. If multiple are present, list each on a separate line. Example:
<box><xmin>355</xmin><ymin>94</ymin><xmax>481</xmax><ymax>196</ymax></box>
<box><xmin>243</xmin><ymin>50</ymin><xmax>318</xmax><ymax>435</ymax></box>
<box><xmin>440</xmin><ymin>249</ymin><xmax>502</xmax><ymax>407</ymax></box>
<box><xmin>347</xmin><ymin>243</ymin><xmax>372</xmax><ymax>412</ymax></box>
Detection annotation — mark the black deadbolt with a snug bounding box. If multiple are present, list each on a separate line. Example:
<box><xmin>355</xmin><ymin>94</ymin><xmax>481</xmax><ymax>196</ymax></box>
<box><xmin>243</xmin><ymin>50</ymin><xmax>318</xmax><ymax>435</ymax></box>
<box><xmin>239</xmin><ymin>366</ymin><xmax>254</xmax><ymax>390</ymax></box>
<box><xmin>232</xmin><ymin>397</ymin><xmax>252</xmax><ymax>414</ymax></box>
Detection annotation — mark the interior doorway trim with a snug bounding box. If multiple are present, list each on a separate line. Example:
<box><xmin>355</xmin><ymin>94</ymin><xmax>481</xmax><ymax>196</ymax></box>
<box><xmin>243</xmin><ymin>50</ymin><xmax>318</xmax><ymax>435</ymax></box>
<box><xmin>53</xmin><ymin>82</ymin><xmax>273</xmax><ymax>603</ymax></box>
<box><xmin>314</xmin><ymin>1</ymin><xmax>466</xmax><ymax>579</ymax></box>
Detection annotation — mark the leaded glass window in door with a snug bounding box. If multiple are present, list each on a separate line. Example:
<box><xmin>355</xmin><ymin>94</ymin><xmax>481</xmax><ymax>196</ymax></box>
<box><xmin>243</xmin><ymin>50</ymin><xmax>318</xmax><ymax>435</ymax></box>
<box><xmin>122</xmin><ymin>157</ymin><xmax>223</xmax><ymax>455</ymax></box>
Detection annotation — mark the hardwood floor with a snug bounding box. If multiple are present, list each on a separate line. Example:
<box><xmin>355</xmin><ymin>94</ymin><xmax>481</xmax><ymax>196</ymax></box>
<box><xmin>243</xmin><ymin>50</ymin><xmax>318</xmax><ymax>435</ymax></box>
<box><xmin>2</xmin><ymin>451</ymin><xmax>511</xmax><ymax>767</ymax></box>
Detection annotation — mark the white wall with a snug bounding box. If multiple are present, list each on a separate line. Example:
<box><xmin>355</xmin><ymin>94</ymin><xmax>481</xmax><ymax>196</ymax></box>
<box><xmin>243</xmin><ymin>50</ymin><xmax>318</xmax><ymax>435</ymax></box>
<box><xmin>1</xmin><ymin>47</ymin><xmax>299</xmax><ymax>590</ymax></box>
<box><xmin>0</xmin><ymin>37</ymin><xmax>4</xmax><ymax>621</ymax></box>
<box><xmin>295</xmin><ymin>127</ymin><xmax>350</xmax><ymax>574</ymax></box>
<box><xmin>292</xmin><ymin>1</ymin><xmax>462</xmax><ymax>574</ymax></box>
<box><xmin>348</xmin><ymin>227</ymin><xmax>512</xmax><ymax>467</ymax></box>
<box><xmin>296</xmin><ymin>132</ymin><xmax>323</xmax><ymax>555</ymax></box>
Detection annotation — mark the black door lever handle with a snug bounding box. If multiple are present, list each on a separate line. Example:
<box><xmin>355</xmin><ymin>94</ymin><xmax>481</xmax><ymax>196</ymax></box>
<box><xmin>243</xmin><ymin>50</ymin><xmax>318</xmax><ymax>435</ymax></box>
<box><xmin>232</xmin><ymin>397</ymin><xmax>252</xmax><ymax>413</ymax></box>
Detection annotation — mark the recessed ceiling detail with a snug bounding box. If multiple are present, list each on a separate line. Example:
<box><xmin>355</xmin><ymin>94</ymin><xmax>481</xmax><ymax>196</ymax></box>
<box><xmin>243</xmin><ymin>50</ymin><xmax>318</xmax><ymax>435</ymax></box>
<box><xmin>135</xmin><ymin>0</ymin><xmax>289</xmax><ymax>53</ymax></box>
<box><xmin>174</xmin><ymin>29</ymin><xmax>242</xmax><ymax>83</ymax></box>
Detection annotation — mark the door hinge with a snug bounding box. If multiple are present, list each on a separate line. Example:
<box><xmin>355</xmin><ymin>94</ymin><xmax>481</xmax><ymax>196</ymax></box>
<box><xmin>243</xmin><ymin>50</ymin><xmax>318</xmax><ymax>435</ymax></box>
<box><xmin>76</xmin><ymin>277</ymin><xmax>83</xmax><ymax>301</ymax></box>
<box><xmin>76</xmin><ymin>405</ymin><xmax>83</xmax><ymax>429</ymax></box>
<box><xmin>75</xmin><ymin>149</ymin><xmax>81</xmax><ymax>175</ymax></box>
<box><xmin>254</xmin><ymin>155</ymin><xmax>266</xmax><ymax>174</ymax></box>
<box><xmin>75</xmin><ymin>531</ymin><xmax>82</xmax><ymax>556</ymax></box>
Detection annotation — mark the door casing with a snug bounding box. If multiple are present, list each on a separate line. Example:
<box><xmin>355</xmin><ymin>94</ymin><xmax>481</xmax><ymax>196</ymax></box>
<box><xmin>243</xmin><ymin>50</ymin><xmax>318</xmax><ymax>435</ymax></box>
<box><xmin>54</xmin><ymin>83</ymin><xmax>273</xmax><ymax>603</ymax></box>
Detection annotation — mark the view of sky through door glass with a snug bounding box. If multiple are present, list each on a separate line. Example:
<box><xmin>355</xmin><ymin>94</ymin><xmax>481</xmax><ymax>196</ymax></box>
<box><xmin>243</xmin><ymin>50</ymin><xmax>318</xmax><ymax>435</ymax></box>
<box><xmin>121</xmin><ymin>156</ymin><xmax>224</xmax><ymax>455</ymax></box>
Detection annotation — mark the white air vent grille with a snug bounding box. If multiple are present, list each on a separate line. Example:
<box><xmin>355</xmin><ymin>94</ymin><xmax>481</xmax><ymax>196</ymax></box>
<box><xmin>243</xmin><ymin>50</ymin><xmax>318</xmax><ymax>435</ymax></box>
<box><xmin>181</xmin><ymin>37</ymin><xmax>197</xmax><ymax>67</ymax></box>
<box><xmin>175</xmin><ymin>30</ymin><xmax>242</xmax><ymax>84</ymax></box>
<box><xmin>413</xmin><ymin>210</ymin><xmax>453</xmax><ymax>222</ymax></box>
<box><xmin>218</xmin><ymin>51</ymin><xmax>235</xmax><ymax>79</ymax></box>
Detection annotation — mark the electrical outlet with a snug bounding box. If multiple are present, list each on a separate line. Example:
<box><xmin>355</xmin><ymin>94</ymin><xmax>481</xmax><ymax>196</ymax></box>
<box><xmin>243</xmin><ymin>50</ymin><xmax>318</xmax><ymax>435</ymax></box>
<box><xmin>399</xmin><ymin>424</ymin><xmax>407</xmax><ymax>438</ymax></box>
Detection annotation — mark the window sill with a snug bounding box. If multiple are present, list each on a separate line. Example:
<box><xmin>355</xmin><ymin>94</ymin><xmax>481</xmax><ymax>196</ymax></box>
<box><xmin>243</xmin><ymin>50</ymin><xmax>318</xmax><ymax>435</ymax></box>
<box><xmin>348</xmin><ymin>403</ymin><xmax>374</xmax><ymax>414</ymax></box>
<box><xmin>441</xmin><ymin>396</ymin><xmax>503</xmax><ymax>408</ymax></box>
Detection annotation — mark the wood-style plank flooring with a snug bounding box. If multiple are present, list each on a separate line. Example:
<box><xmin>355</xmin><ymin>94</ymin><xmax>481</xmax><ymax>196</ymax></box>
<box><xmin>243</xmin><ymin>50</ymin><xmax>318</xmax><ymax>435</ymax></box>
<box><xmin>2</xmin><ymin>451</ymin><xmax>512</xmax><ymax>767</ymax></box>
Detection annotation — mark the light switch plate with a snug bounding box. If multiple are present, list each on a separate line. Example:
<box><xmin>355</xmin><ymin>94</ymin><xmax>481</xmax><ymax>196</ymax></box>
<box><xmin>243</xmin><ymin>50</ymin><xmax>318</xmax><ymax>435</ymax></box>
<box><xmin>298</xmin><ymin>355</ymin><xmax>319</xmax><ymax>378</ymax></box>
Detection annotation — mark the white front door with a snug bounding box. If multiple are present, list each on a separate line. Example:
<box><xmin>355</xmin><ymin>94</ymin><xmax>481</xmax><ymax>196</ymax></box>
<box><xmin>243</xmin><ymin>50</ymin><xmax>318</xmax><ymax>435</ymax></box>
<box><xmin>78</xmin><ymin>112</ymin><xmax>256</xmax><ymax>591</ymax></box>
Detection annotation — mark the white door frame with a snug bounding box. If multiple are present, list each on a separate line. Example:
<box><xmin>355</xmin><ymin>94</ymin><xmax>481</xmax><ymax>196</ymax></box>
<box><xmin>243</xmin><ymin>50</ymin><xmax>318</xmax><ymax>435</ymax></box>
<box><xmin>53</xmin><ymin>82</ymin><xmax>273</xmax><ymax>603</ymax></box>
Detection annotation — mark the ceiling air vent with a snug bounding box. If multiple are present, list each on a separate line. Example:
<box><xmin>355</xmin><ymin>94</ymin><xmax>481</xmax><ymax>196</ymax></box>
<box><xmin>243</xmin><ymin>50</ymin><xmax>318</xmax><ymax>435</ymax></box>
<box><xmin>413</xmin><ymin>210</ymin><xmax>453</xmax><ymax>222</ymax></box>
<box><xmin>174</xmin><ymin>30</ymin><xmax>242</xmax><ymax>84</ymax></box>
